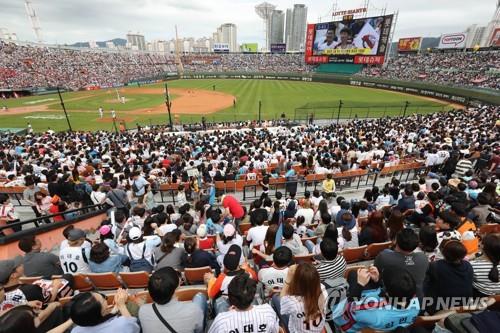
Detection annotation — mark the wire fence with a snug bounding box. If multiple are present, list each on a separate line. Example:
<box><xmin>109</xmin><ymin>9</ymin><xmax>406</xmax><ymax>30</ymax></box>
<box><xmin>293</xmin><ymin>101</ymin><xmax>449</xmax><ymax>123</ymax></box>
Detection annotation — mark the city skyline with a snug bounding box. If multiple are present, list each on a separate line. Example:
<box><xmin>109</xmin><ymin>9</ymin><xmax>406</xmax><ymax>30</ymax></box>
<box><xmin>0</xmin><ymin>0</ymin><xmax>496</xmax><ymax>46</ymax></box>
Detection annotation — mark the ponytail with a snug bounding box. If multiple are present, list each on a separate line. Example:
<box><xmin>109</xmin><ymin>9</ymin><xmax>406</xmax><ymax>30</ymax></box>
<box><xmin>488</xmin><ymin>259</ymin><xmax>499</xmax><ymax>283</ymax></box>
<box><xmin>342</xmin><ymin>226</ymin><xmax>352</xmax><ymax>242</ymax></box>
<box><xmin>482</xmin><ymin>234</ymin><xmax>500</xmax><ymax>283</ymax></box>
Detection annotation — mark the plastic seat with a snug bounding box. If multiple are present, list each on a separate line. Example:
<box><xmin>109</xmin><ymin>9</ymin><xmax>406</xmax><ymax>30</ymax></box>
<box><xmin>365</xmin><ymin>241</ymin><xmax>392</xmax><ymax>259</ymax></box>
<box><xmin>412</xmin><ymin>310</ymin><xmax>456</xmax><ymax>328</ymax></box>
<box><xmin>0</xmin><ymin>219</ymin><xmax>15</xmax><ymax>236</ymax></box>
<box><xmin>73</xmin><ymin>274</ymin><xmax>94</xmax><ymax>291</ymax></box>
<box><xmin>85</xmin><ymin>272</ymin><xmax>123</xmax><ymax>290</ymax></box>
<box><xmin>479</xmin><ymin>224</ymin><xmax>500</xmax><ymax>235</ymax></box>
<box><xmin>175</xmin><ymin>285</ymin><xmax>208</xmax><ymax>301</ymax></box>
<box><xmin>119</xmin><ymin>271</ymin><xmax>150</xmax><ymax>289</ymax></box>
<box><xmin>341</xmin><ymin>245</ymin><xmax>368</xmax><ymax>264</ymax></box>
<box><xmin>293</xmin><ymin>254</ymin><xmax>315</xmax><ymax>264</ymax></box>
<box><xmin>184</xmin><ymin>266</ymin><xmax>212</xmax><ymax>284</ymax></box>
<box><xmin>343</xmin><ymin>265</ymin><xmax>365</xmax><ymax>279</ymax></box>
<box><xmin>239</xmin><ymin>223</ymin><xmax>252</xmax><ymax>236</ymax></box>
<box><xmin>133</xmin><ymin>290</ymin><xmax>153</xmax><ymax>304</ymax></box>
<box><xmin>19</xmin><ymin>276</ymin><xmax>42</xmax><ymax>284</ymax></box>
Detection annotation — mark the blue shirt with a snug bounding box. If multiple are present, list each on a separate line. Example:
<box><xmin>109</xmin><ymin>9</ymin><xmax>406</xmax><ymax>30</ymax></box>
<box><xmin>89</xmin><ymin>255</ymin><xmax>128</xmax><ymax>273</ymax></box>
<box><xmin>72</xmin><ymin>315</ymin><xmax>140</xmax><ymax>333</ymax></box>
<box><xmin>132</xmin><ymin>176</ymin><xmax>149</xmax><ymax>196</ymax></box>
<box><xmin>332</xmin><ymin>289</ymin><xmax>420</xmax><ymax>332</ymax></box>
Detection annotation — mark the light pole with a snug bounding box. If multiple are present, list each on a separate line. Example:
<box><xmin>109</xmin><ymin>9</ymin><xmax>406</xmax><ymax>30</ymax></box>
<box><xmin>336</xmin><ymin>99</ymin><xmax>344</xmax><ymax>124</ymax></box>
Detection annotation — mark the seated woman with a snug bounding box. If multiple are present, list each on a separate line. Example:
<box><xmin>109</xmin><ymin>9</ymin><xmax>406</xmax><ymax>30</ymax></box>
<box><xmin>89</xmin><ymin>243</ymin><xmax>128</xmax><ymax>273</ymax></box>
<box><xmin>416</xmin><ymin>225</ymin><xmax>439</xmax><ymax>262</ymax></box>
<box><xmin>274</xmin><ymin>263</ymin><xmax>328</xmax><ymax>333</ymax></box>
<box><xmin>70</xmin><ymin>289</ymin><xmax>140</xmax><ymax>333</ymax></box>
<box><xmin>252</xmin><ymin>224</ymin><xmax>278</xmax><ymax>265</ymax></box>
<box><xmin>153</xmin><ymin>232</ymin><xmax>187</xmax><ymax>271</ymax></box>
<box><xmin>184</xmin><ymin>237</ymin><xmax>221</xmax><ymax>275</ymax></box>
<box><xmin>337</xmin><ymin>212</ymin><xmax>359</xmax><ymax>249</ymax></box>
<box><xmin>471</xmin><ymin>233</ymin><xmax>500</xmax><ymax>296</ymax></box>
<box><xmin>358</xmin><ymin>211</ymin><xmax>388</xmax><ymax>246</ymax></box>
<box><xmin>423</xmin><ymin>239</ymin><xmax>473</xmax><ymax>314</ymax></box>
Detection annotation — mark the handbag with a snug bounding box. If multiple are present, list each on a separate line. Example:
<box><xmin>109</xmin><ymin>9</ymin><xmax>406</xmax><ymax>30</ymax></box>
<box><xmin>152</xmin><ymin>303</ymin><xmax>178</xmax><ymax>333</ymax></box>
<box><xmin>109</xmin><ymin>189</ymin><xmax>131</xmax><ymax>210</ymax></box>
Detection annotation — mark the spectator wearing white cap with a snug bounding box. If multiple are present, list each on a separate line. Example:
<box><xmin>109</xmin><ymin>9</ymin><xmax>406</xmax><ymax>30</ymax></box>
<box><xmin>125</xmin><ymin>226</ymin><xmax>160</xmax><ymax>273</ymax></box>
<box><xmin>216</xmin><ymin>224</ymin><xmax>243</xmax><ymax>267</ymax></box>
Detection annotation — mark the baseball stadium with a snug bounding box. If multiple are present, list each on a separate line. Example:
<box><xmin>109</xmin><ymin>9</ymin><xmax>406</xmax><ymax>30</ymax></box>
<box><xmin>0</xmin><ymin>1</ymin><xmax>499</xmax><ymax>333</ymax></box>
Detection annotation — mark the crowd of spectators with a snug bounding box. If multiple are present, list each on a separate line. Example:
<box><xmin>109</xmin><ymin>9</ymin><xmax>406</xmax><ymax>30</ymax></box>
<box><xmin>2</xmin><ymin>40</ymin><xmax>498</xmax><ymax>92</ymax></box>
<box><xmin>0</xmin><ymin>41</ymin><xmax>176</xmax><ymax>91</ymax></box>
<box><xmin>0</xmin><ymin>102</ymin><xmax>499</xmax><ymax>332</ymax></box>
<box><xmin>181</xmin><ymin>53</ymin><xmax>313</xmax><ymax>73</ymax></box>
<box><xmin>359</xmin><ymin>51</ymin><xmax>500</xmax><ymax>89</ymax></box>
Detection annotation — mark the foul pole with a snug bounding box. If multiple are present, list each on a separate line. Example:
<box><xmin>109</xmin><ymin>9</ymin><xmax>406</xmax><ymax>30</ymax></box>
<box><xmin>165</xmin><ymin>83</ymin><xmax>173</xmax><ymax>130</ymax></box>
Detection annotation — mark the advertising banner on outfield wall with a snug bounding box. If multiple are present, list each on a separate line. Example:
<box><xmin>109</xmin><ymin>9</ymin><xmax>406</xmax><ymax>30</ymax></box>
<box><xmin>398</xmin><ymin>37</ymin><xmax>421</xmax><ymax>52</ymax></box>
<box><xmin>349</xmin><ymin>79</ymin><xmax>467</xmax><ymax>104</ymax></box>
<box><xmin>438</xmin><ymin>32</ymin><xmax>467</xmax><ymax>49</ymax></box>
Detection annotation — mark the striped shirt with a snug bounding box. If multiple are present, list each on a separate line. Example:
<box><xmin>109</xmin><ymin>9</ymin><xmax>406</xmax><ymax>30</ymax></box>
<box><xmin>315</xmin><ymin>256</ymin><xmax>347</xmax><ymax>281</ymax></box>
<box><xmin>280</xmin><ymin>285</ymin><xmax>328</xmax><ymax>333</ymax></box>
<box><xmin>454</xmin><ymin>159</ymin><xmax>473</xmax><ymax>177</ymax></box>
<box><xmin>471</xmin><ymin>258</ymin><xmax>500</xmax><ymax>295</ymax></box>
<box><xmin>208</xmin><ymin>304</ymin><xmax>279</xmax><ymax>333</ymax></box>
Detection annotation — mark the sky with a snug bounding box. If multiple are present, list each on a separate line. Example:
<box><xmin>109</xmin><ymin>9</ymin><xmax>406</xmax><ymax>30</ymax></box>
<box><xmin>0</xmin><ymin>0</ymin><xmax>496</xmax><ymax>45</ymax></box>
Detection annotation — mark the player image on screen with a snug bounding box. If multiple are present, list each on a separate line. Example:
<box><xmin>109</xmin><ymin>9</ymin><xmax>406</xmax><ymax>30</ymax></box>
<box><xmin>316</xmin><ymin>25</ymin><xmax>338</xmax><ymax>51</ymax></box>
<box><xmin>334</xmin><ymin>28</ymin><xmax>356</xmax><ymax>50</ymax></box>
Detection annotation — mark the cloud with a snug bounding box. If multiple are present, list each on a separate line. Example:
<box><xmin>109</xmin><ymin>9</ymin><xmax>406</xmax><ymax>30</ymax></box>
<box><xmin>0</xmin><ymin>0</ymin><xmax>496</xmax><ymax>46</ymax></box>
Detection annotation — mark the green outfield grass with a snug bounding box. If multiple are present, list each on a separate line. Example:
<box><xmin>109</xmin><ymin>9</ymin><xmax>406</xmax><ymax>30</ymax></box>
<box><xmin>0</xmin><ymin>79</ymin><xmax>452</xmax><ymax>132</ymax></box>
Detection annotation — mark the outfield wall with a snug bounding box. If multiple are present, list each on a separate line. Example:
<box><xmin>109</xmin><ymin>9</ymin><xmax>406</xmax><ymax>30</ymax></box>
<box><xmin>180</xmin><ymin>72</ymin><xmax>500</xmax><ymax>106</ymax></box>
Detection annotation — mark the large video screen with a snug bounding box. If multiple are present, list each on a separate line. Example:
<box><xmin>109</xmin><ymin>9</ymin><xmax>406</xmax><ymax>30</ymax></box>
<box><xmin>305</xmin><ymin>14</ymin><xmax>393</xmax><ymax>65</ymax></box>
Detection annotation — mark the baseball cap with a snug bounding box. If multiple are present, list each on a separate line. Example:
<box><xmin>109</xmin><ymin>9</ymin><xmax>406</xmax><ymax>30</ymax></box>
<box><xmin>0</xmin><ymin>256</ymin><xmax>23</xmax><ymax>283</ymax></box>
<box><xmin>99</xmin><ymin>225</ymin><xmax>111</xmax><ymax>236</ymax></box>
<box><xmin>197</xmin><ymin>224</ymin><xmax>207</xmax><ymax>238</ymax></box>
<box><xmin>67</xmin><ymin>228</ymin><xmax>86</xmax><ymax>241</ymax></box>
<box><xmin>448</xmin><ymin>178</ymin><xmax>461</xmax><ymax>188</ymax></box>
<box><xmin>223</xmin><ymin>224</ymin><xmax>236</xmax><ymax>238</ymax></box>
<box><xmin>128</xmin><ymin>227</ymin><xmax>142</xmax><ymax>241</ymax></box>
<box><xmin>223</xmin><ymin>244</ymin><xmax>242</xmax><ymax>271</ymax></box>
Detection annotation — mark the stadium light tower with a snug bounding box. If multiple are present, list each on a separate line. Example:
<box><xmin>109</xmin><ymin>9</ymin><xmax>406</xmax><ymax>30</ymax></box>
<box><xmin>255</xmin><ymin>2</ymin><xmax>276</xmax><ymax>51</ymax></box>
<box><xmin>24</xmin><ymin>0</ymin><xmax>43</xmax><ymax>43</ymax></box>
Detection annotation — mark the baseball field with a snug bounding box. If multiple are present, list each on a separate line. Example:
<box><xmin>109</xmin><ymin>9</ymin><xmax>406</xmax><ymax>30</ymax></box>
<box><xmin>0</xmin><ymin>79</ymin><xmax>456</xmax><ymax>132</ymax></box>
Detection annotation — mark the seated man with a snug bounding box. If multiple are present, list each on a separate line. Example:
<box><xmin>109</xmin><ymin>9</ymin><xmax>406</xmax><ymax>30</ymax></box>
<box><xmin>18</xmin><ymin>235</ymin><xmax>63</xmax><ymax>277</ymax></box>
<box><xmin>374</xmin><ymin>228</ymin><xmax>428</xmax><ymax>299</ymax></box>
<box><xmin>332</xmin><ymin>266</ymin><xmax>420</xmax><ymax>332</ymax></box>
<box><xmin>246</xmin><ymin>211</ymin><xmax>269</xmax><ymax>249</ymax></box>
<box><xmin>139</xmin><ymin>267</ymin><xmax>206</xmax><ymax>333</ymax></box>
<box><xmin>208</xmin><ymin>273</ymin><xmax>279</xmax><ymax>333</ymax></box>
<box><xmin>315</xmin><ymin>238</ymin><xmax>346</xmax><ymax>281</ymax></box>
<box><xmin>206</xmin><ymin>244</ymin><xmax>257</xmax><ymax>314</ymax></box>
<box><xmin>282</xmin><ymin>223</ymin><xmax>309</xmax><ymax>256</ymax></box>
<box><xmin>258</xmin><ymin>246</ymin><xmax>292</xmax><ymax>297</ymax></box>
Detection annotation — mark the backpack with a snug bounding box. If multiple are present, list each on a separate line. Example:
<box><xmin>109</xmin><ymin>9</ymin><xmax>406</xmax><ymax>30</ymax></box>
<box><xmin>126</xmin><ymin>243</ymin><xmax>153</xmax><ymax>272</ymax></box>
<box><xmin>322</xmin><ymin>277</ymin><xmax>349</xmax><ymax>333</ymax></box>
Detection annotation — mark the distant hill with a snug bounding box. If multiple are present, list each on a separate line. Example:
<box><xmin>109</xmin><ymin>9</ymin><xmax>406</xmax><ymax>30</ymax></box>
<box><xmin>66</xmin><ymin>38</ymin><xmax>127</xmax><ymax>48</ymax></box>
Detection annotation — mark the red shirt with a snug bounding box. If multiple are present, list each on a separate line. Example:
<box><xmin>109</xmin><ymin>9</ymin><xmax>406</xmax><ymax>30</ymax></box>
<box><xmin>222</xmin><ymin>195</ymin><xmax>244</xmax><ymax>219</ymax></box>
<box><xmin>49</xmin><ymin>205</ymin><xmax>64</xmax><ymax>222</ymax></box>
<box><xmin>198</xmin><ymin>237</ymin><xmax>214</xmax><ymax>250</ymax></box>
